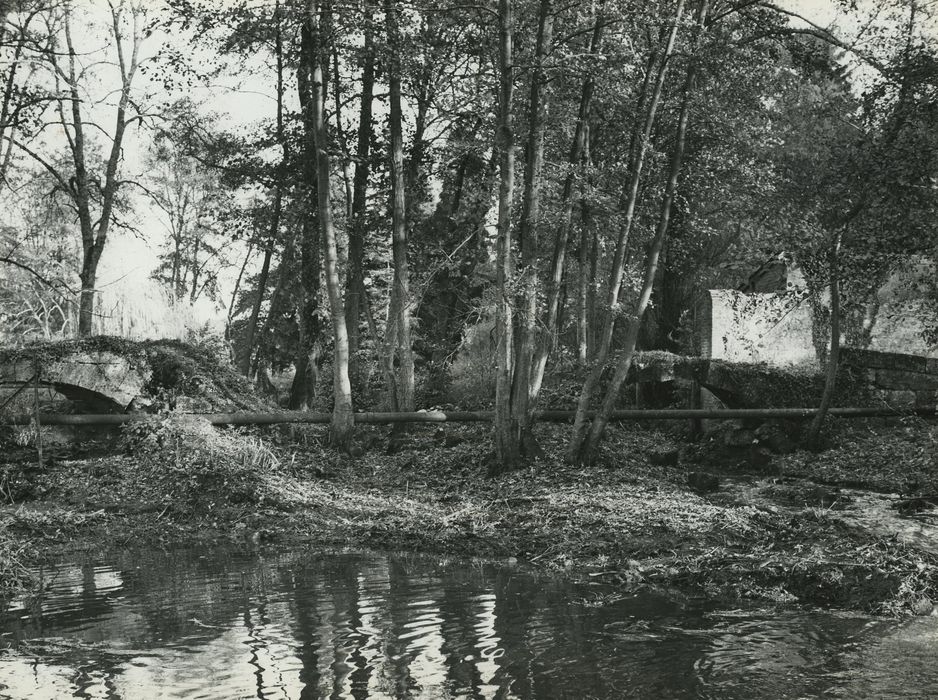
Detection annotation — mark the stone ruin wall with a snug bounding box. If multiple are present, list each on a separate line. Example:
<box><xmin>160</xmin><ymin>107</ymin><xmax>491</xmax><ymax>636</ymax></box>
<box><xmin>701</xmin><ymin>289</ymin><xmax>819</xmax><ymax>369</ymax></box>
<box><xmin>700</xmin><ymin>286</ymin><xmax>938</xmax><ymax>408</ymax></box>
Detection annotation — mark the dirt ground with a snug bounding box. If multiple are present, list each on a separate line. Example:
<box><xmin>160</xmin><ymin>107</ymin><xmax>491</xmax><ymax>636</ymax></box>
<box><xmin>1</xmin><ymin>416</ymin><xmax>936</xmax><ymax>618</ymax></box>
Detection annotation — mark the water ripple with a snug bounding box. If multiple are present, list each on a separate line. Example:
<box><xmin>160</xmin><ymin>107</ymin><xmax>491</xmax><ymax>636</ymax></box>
<box><xmin>1</xmin><ymin>549</ymin><xmax>937</xmax><ymax>699</ymax></box>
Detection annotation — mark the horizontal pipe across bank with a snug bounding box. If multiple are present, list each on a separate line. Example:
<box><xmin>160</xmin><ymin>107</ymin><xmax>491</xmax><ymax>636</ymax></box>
<box><xmin>0</xmin><ymin>406</ymin><xmax>935</xmax><ymax>426</ymax></box>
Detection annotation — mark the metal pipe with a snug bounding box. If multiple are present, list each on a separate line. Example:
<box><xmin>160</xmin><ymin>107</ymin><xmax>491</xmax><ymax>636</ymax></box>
<box><xmin>0</xmin><ymin>406</ymin><xmax>934</xmax><ymax>426</ymax></box>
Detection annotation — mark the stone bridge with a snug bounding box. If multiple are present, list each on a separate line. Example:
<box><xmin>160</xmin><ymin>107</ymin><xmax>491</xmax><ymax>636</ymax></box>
<box><xmin>0</xmin><ymin>349</ymin><xmax>150</xmax><ymax>412</ymax></box>
<box><xmin>0</xmin><ymin>342</ymin><xmax>934</xmax><ymax>416</ymax></box>
<box><xmin>840</xmin><ymin>348</ymin><xmax>938</xmax><ymax>406</ymax></box>
<box><xmin>0</xmin><ymin>339</ymin><xmax>264</xmax><ymax>416</ymax></box>
<box><xmin>629</xmin><ymin>348</ymin><xmax>938</xmax><ymax>408</ymax></box>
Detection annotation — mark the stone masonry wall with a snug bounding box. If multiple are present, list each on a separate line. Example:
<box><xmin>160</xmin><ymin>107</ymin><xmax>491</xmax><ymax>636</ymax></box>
<box><xmin>704</xmin><ymin>289</ymin><xmax>818</xmax><ymax>368</ymax></box>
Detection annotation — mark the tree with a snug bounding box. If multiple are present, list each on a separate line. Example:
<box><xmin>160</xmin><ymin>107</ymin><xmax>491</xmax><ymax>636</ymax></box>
<box><xmin>0</xmin><ymin>2</ymin><xmax>52</xmax><ymax>188</ymax></box>
<box><xmin>0</xmin><ymin>178</ymin><xmax>79</xmax><ymax>340</ymax></box>
<box><xmin>146</xmin><ymin>135</ymin><xmax>231</xmax><ymax>304</ymax></box>
<box><xmin>305</xmin><ymin>0</ymin><xmax>354</xmax><ymax>449</ymax></box>
<box><xmin>567</xmin><ymin>0</ymin><xmax>689</xmax><ymax>462</ymax></box>
<box><xmin>532</xmin><ymin>0</ymin><xmax>605</xmax><ymax>387</ymax></box>
<box><xmin>385</xmin><ymin>0</ymin><xmax>416</xmax><ymax>415</ymax></box>
<box><xmin>344</xmin><ymin>2</ymin><xmax>376</xmax><ymax>388</ymax></box>
<box><xmin>9</xmin><ymin>1</ymin><xmax>149</xmax><ymax>337</ymax></box>
<box><xmin>492</xmin><ymin>0</ymin><xmax>516</xmax><ymax>469</ymax></box>
<box><xmin>578</xmin><ymin>0</ymin><xmax>710</xmax><ymax>463</ymax></box>
<box><xmin>490</xmin><ymin>0</ymin><xmax>554</xmax><ymax>474</ymax></box>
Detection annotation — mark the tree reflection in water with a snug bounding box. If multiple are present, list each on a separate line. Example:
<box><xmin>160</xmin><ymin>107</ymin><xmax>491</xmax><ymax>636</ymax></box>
<box><xmin>0</xmin><ymin>548</ymin><xmax>935</xmax><ymax>699</ymax></box>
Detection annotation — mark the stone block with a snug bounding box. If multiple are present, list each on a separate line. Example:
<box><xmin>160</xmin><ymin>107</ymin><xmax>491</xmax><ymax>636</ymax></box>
<box><xmin>874</xmin><ymin>369</ymin><xmax>938</xmax><ymax>392</ymax></box>
<box><xmin>843</xmin><ymin>348</ymin><xmax>927</xmax><ymax>373</ymax></box>
<box><xmin>927</xmin><ymin>358</ymin><xmax>938</xmax><ymax>376</ymax></box>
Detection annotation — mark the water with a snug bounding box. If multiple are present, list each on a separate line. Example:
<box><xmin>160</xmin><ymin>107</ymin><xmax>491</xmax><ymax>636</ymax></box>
<box><xmin>1</xmin><ymin>547</ymin><xmax>936</xmax><ymax>699</ymax></box>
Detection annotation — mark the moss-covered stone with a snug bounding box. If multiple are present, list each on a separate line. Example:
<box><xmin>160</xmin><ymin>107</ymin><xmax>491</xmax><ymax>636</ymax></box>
<box><xmin>0</xmin><ymin>337</ymin><xmax>270</xmax><ymax>413</ymax></box>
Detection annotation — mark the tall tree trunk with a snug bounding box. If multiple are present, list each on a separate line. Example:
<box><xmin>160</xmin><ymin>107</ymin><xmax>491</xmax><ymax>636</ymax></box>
<box><xmin>244</xmin><ymin>3</ymin><xmax>287</xmax><ymax>376</ymax></box>
<box><xmin>386</xmin><ymin>0</ymin><xmax>415</xmax><ymax>413</ymax></box>
<box><xmin>346</xmin><ymin>4</ymin><xmax>375</xmax><ymax>386</ymax></box>
<box><xmin>307</xmin><ymin>0</ymin><xmax>354</xmax><ymax>448</ymax></box>
<box><xmin>578</xmin><ymin>0</ymin><xmax>709</xmax><ymax>463</ymax></box>
<box><xmin>529</xmin><ymin>1</ymin><xmax>604</xmax><ymax>400</ymax></box>
<box><xmin>290</xmin><ymin>14</ymin><xmax>324</xmax><ymax>409</ymax></box>
<box><xmin>492</xmin><ymin>0</ymin><xmax>516</xmax><ymax>469</ymax></box>
<box><xmin>567</xmin><ymin>0</ymin><xmax>687</xmax><ymax>461</ymax></box>
<box><xmin>806</xmin><ymin>228</ymin><xmax>843</xmax><ymax>448</ymax></box>
<box><xmin>499</xmin><ymin>0</ymin><xmax>553</xmax><ymax>473</ymax></box>
<box><xmin>65</xmin><ymin>8</ymin><xmax>99</xmax><ymax>336</ymax></box>
<box><xmin>75</xmin><ymin>5</ymin><xmax>141</xmax><ymax>336</ymax></box>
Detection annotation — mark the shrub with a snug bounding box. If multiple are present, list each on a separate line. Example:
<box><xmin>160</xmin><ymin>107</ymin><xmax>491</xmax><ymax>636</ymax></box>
<box><xmin>122</xmin><ymin>414</ymin><xmax>279</xmax><ymax>510</ymax></box>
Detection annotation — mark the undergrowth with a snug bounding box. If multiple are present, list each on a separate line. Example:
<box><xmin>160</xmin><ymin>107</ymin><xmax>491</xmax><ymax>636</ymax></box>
<box><xmin>122</xmin><ymin>414</ymin><xmax>281</xmax><ymax>512</ymax></box>
<box><xmin>0</xmin><ymin>525</ymin><xmax>34</xmax><ymax>603</ymax></box>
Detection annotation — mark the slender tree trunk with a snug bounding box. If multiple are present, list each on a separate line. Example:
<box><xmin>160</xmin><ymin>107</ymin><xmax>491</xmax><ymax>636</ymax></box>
<box><xmin>189</xmin><ymin>237</ymin><xmax>200</xmax><ymax>304</ymax></box>
<box><xmin>386</xmin><ymin>0</ymin><xmax>415</xmax><ymax>413</ymax></box>
<box><xmin>244</xmin><ymin>4</ymin><xmax>287</xmax><ymax>375</ymax></box>
<box><xmin>332</xmin><ymin>44</ymin><xmax>353</xmax><ymax>219</ymax></box>
<box><xmin>171</xmin><ymin>229</ymin><xmax>182</xmax><ymax>297</ymax></box>
<box><xmin>405</xmin><ymin>14</ymin><xmax>434</xmax><ymax>217</ymax></box>
<box><xmin>240</xmin><ymin>235</ymin><xmax>275</xmax><ymax>375</ymax></box>
<box><xmin>577</xmin><ymin>198</ymin><xmax>592</xmax><ymax>365</ymax></box>
<box><xmin>492</xmin><ymin>0</ymin><xmax>516</xmax><ymax>469</ymax></box>
<box><xmin>529</xmin><ymin>2</ymin><xmax>605</xmax><ymax>399</ymax></box>
<box><xmin>499</xmin><ymin>0</ymin><xmax>553</xmax><ymax>472</ymax></box>
<box><xmin>359</xmin><ymin>274</ymin><xmax>398</xmax><ymax>410</ymax></box>
<box><xmin>252</xmin><ymin>233</ymin><xmax>294</xmax><ymax>377</ymax></box>
<box><xmin>578</xmin><ymin>0</ymin><xmax>709</xmax><ymax>463</ymax></box>
<box><xmin>346</xmin><ymin>4</ymin><xmax>375</xmax><ymax>386</ymax></box>
<box><xmin>567</xmin><ymin>0</ymin><xmax>687</xmax><ymax>461</ymax></box>
<box><xmin>588</xmin><ymin>208</ymin><xmax>601</xmax><ymax>358</ymax></box>
<box><xmin>806</xmin><ymin>229</ymin><xmax>843</xmax><ymax>447</ymax></box>
<box><xmin>307</xmin><ymin>0</ymin><xmax>354</xmax><ymax>448</ymax></box>
<box><xmin>0</xmin><ymin>25</ymin><xmax>27</xmax><ymax>186</ymax></box>
<box><xmin>226</xmin><ymin>239</ymin><xmax>254</xmax><ymax>360</ymax></box>
<box><xmin>406</xmin><ymin>89</ymin><xmax>430</xmax><ymax>219</ymax></box>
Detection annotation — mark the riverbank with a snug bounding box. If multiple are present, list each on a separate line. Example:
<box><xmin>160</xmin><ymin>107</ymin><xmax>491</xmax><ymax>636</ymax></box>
<box><xmin>1</xmin><ymin>416</ymin><xmax>936</xmax><ymax>617</ymax></box>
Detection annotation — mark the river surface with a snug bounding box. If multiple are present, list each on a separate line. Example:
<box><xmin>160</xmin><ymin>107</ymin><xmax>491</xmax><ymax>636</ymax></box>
<box><xmin>1</xmin><ymin>547</ymin><xmax>937</xmax><ymax>699</ymax></box>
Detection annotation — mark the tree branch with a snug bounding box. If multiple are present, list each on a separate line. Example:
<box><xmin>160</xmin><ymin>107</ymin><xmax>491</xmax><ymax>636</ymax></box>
<box><xmin>0</xmin><ymin>254</ymin><xmax>77</xmax><ymax>294</ymax></box>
